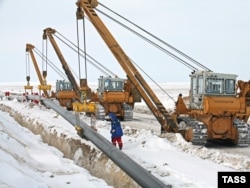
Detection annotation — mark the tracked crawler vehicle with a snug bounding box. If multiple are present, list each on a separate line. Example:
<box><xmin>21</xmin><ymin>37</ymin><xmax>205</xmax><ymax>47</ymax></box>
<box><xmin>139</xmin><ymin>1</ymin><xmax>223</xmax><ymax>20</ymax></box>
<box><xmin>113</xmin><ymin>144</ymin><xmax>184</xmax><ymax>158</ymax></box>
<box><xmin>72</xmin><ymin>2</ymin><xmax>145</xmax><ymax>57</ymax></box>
<box><xmin>176</xmin><ymin>71</ymin><xmax>250</xmax><ymax>146</ymax></box>
<box><xmin>76</xmin><ymin>0</ymin><xmax>250</xmax><ymax>146</ymax></box>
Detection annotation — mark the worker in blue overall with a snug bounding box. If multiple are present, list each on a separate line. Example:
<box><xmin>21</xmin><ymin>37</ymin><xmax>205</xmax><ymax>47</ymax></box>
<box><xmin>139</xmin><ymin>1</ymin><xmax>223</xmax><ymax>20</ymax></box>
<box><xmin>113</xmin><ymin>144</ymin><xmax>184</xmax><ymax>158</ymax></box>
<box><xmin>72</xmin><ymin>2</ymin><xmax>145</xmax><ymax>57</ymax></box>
<box><xmin>109</xmin><ymin>112</ymin><xmax>123</xmax><ymax>150</ymax></box>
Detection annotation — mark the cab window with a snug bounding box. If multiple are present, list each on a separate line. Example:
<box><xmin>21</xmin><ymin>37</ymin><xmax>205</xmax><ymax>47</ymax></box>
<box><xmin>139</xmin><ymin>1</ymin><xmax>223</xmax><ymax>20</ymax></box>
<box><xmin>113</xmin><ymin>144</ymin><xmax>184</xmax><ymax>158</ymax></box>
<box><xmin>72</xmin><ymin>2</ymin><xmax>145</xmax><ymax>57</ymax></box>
<box><xmin>206</xmin><ymin>78</ymin><xmax>224</xmax><ymax>94</ymax></box>
<box><xmin>225</xmin><ymin>79</ymin><xmax>235</xmax><ymax>94</ymax></box>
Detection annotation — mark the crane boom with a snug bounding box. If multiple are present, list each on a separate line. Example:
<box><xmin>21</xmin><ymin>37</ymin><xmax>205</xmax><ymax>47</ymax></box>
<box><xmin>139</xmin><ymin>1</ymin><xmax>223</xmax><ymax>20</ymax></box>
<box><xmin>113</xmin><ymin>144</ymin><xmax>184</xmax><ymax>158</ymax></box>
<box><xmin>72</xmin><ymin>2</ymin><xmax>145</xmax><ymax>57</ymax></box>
<box><xmin>25</xmin><ymin>43</ymin><xmax>50</xmax><ymax>98</ymax></box>
<box><xmin>76</xmin><ymin>0</ymin><xmax>177</xmax><ymax>131</ymax></box>
<box><xmin>43</xmin><ymin>28</ymin><xmax>81</xmax><ymax>100</ymax></box>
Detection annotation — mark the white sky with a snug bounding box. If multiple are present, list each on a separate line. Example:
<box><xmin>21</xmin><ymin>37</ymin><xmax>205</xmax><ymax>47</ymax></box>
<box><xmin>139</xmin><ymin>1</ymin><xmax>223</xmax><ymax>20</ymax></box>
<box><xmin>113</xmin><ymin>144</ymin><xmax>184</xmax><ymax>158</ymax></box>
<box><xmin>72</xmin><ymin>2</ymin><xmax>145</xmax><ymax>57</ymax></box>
<box><xmin>1</xmin><ymin>0</ymin><xmax>250</xmax><ymax>83</ymax></box>
<box><xmin>1</xmin><ymin>83</ymin><xmax>250</xmax><ymax>187</ymax></box>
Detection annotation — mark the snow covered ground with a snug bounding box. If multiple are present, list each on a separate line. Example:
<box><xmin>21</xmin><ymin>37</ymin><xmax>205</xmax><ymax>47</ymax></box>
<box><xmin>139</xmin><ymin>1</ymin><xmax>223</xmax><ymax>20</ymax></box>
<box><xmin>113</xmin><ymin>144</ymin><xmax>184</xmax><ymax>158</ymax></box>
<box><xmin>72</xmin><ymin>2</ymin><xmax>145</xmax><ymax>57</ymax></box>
<box><xmin>0</xmin><ymin>110</ymin><xmax>112</xmax><ymax>188</ymax></box>
<box><xmin>0</xmin><ymin>83</ymin><xmax>250</xmax><ymax>188</ymax></box>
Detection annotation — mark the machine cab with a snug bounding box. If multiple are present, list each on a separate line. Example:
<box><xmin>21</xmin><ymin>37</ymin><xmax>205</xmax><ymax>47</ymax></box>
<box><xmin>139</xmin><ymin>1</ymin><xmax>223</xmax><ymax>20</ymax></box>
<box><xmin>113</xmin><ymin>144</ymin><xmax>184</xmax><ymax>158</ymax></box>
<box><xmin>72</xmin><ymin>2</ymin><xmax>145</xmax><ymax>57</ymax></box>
<box><xmin>98</xmin><ymin>76</ymin><xmax>124</xmax><ymax>92</ymax></box>
<box><xmin>189</xmin><ymin>71</ymin><xmax>237</xmax><ymax>109</ymax></box>
<box><xmin>56</xmin><ymin>80</ymin><xmax>73</xmax><ymax>92</ymax></box>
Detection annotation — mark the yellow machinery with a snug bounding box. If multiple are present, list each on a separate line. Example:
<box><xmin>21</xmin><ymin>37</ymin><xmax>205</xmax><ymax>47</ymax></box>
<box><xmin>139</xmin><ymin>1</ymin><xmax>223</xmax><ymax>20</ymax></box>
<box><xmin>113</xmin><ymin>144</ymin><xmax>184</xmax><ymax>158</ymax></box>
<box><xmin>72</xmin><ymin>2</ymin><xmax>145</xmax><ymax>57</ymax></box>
<box><xmin>54</xmin><ymin>80</ymin><xmax>78</xmax><ymax>110</ymax></box>
<box><xmin>91</xmin><ymin>75</ymin><xmax>141</xmax><ymax>120</ymax></box>
<box><xmin>43</xmin><ymin>27</ymin><xmax>141</xmax><ymax>120</ymax></box>
<box><xmin>24</xmin><ymin>45</ymin><xmax>33</xmax><ymax>94</ymax></box>
<box><xmin>75</xmin><ymin>0</ymin><xmax>250</xmax><ymax>146</ymax></box>
<box><xmin>25</xmin><ymin>43</ymin><xmax>51</xmax><ymax>97</ymax></box>
<box><xmin>72</xmin><ymin>79</ymin><xmax>96</xmax><ymax>114</ymax></box>
<box><xmin>24</xmin><ymin>75</ymin><xmax>33</xmax><ymax>94</ymax></box>
<box><xmin>43</xmin><ymin>28</ymin><xmax>96</xmax><ymax>112</ymax></box>
<box><xmin>175</xmin><ymin>71</ymin><xmax>250</xmax><ymax>145</ymax></box>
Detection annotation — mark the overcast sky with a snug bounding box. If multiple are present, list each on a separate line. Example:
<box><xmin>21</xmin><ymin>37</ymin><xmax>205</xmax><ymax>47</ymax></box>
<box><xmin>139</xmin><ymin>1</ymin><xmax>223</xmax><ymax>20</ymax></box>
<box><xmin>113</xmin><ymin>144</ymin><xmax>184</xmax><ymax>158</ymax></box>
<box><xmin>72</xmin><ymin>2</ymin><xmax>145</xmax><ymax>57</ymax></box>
<box><xmin>1</xmin><ymin>0</ymin><xmax>250</xmax><ymax>84</ymax></box>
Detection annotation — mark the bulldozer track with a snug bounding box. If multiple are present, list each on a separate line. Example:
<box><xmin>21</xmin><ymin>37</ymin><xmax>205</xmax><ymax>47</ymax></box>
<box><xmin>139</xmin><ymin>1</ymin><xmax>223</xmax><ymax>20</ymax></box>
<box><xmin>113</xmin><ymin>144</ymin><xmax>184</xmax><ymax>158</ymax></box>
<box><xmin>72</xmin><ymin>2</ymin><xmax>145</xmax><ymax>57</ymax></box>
<box><xmin>177</xmin><ymin>117</ymin><xmax>250</xmax><ymax>147</ymax></box>
<box><xmin>178</xmin><ymin>117</ymin><xmax>207</xmax><ymax>146</ymax></box>
<box><xmin>234</xmin><ymin>118</ymin><xmax>250</xmax><ymax>147</ymax></box>
<box><xmin>95</xmin><ymin>104</ymin><xmax>105</xmax><ymax>120</ymax></box>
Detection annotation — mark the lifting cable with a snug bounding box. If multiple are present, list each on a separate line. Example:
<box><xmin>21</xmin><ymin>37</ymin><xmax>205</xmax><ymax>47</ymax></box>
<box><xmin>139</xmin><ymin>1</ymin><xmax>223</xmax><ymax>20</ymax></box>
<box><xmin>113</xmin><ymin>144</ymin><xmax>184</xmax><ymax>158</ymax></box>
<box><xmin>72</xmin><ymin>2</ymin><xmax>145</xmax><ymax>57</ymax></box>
<box><xmin>25</xmin><ymin>51</ymin><xmax>31</xmax><ymax>79</ymax></box>
<box><xmin>54</xmin><ymin>31</ymin><xmax>175</xmax><ymax>102</ymax></box>
<box><xmin>54</xmin><ymin>33</ymin><xmax>108</xmax><ymax>77</ymax></box>
<box><xmin>76</xmin><ymin>13</ymin><xmax>89</xmax><ymax>80</ymax></box>
<box><xmin>85</xmin><ymin>9</ymin><xmax>176</xmax><ymax>102</ymax></box>
<box><xmin>42</xmin><ymin>38</ymin><xmax>48</xmax><ymax>75</ymax></box>
<box><xmin>42</xmin><ymin>39</ymin><xmax>45</xmax><ymax>72</ymax></box>
<box><xmin>95</xmin><ymin>8</ymin><xmax>197</xmax><ymax>72</ymax></box>
<box><xmin>82</xmin><ymin>14</ymin><xmax>88</xmax><ymax>79</ymax></box>
<box><xmin>76</xmin><ymin>16</ymin><xmax>82</xmax><ymax>79</ymax></box>
<box><xmin>54</xmin><ymin>31</ymin><xmax>116</xmax><ymax>77</ymax></box>
<box><xmin>97</xmin><ymin>3</ymin><xmax>212</xmax><ymax>72</ymax></box>
<box><xmin>95</xmin><ymin>3</ymin><xmax>188</xmax><ymax>102</ymax></box>
<box><xmin>130</xmin><ymin>58</ymin><xmax>176</xmax><ymax>103</ymax></box>
<box><xmin>41</xmin><ymin>37</ymin><xmax>49</xmax><ymax>87</ymax></box>
<box><xmin>44</xmin><ymin>32</ymin><xmax>80</xmax><ymax>81</ymax></box>
<box><xmin>33</xmin><ymin>48</ymin><xmax>68</xmax><ymax>81</ymax></box>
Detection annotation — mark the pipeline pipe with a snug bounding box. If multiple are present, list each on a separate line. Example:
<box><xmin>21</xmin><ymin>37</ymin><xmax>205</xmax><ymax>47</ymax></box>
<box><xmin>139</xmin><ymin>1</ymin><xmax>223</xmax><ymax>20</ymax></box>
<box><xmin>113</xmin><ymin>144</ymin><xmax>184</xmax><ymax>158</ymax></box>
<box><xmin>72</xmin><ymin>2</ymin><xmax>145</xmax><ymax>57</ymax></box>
<box><xmin>27</xmin><ymin>95</ymin><xmax>170</xmax><ymax>188</ymax></box>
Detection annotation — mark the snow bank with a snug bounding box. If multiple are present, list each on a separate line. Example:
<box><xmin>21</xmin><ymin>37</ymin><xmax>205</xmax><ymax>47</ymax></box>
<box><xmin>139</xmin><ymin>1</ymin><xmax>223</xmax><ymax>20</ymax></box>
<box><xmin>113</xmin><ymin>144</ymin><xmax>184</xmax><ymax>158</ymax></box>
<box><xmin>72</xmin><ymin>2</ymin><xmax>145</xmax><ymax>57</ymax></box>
<box><xmin>0</xmin><ymin>102</ymin><xmax>139</xmax><ymax>188</ymax></box>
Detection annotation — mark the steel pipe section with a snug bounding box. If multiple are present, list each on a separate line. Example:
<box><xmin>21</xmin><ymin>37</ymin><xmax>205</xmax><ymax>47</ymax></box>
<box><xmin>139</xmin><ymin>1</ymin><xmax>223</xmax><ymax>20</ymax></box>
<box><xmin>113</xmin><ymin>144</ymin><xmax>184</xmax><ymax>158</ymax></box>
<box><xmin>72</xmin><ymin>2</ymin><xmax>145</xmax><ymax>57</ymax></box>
<box><xmin>27</xmin><ymin>95</ymin><xmax>170</xmax><ymax>188</ymax></box>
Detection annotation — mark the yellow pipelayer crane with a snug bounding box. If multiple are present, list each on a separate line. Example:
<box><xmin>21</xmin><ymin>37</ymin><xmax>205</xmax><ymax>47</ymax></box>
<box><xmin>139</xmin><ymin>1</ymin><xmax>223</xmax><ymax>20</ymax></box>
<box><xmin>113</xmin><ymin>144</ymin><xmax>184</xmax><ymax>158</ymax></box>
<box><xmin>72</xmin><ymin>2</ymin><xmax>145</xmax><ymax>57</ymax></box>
<box><xmin>25</xmin><ymin>43</ymin><xmax>51</xmax><ymax>97</ymax></box>
<box><xmin>75</xmin><ymin>0</ymin><xmax>250</xmax><ymax>146</ymax></box>
<box><xmin>75</xmin><ymin>0</ymin><xmax>178</xmax><ymax>133</ymax></box>
<box><xmin>43</xmin><ymin>28</ymin><xmax>94</xmax><ymax>112</ymax></box>
<box><xmin>43</xmin><ymin>27</ymin><xmax>141</xmax><ymax>120</ymax></box>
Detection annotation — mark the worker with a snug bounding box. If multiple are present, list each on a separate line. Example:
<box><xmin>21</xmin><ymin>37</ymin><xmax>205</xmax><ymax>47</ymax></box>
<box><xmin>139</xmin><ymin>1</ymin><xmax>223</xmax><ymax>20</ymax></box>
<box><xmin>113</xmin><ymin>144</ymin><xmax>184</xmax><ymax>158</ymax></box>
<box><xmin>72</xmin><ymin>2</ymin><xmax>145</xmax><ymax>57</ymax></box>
<box><xmin>109</xmin><ymin>112</ymin><xmax>123</xmax><ymax>150</ymax></box>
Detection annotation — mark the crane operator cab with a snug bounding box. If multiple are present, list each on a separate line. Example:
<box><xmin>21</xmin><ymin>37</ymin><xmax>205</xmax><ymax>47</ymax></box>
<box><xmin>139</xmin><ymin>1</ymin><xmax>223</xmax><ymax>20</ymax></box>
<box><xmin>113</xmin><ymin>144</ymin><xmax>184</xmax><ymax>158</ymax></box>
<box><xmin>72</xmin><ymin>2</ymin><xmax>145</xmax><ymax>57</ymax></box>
<box><xmin>98</xmin><ymin>76</ymin><xmax>124</xmax><ymax>93</ymax></box>
<box><xmin>189</xmin><ymin>70</ymin><xmax>237</xmax><ymax>110</ymax></box>
<box><xmin>56</xmin><ymin>80</ymin><xmax>73</xmax><ymax>92</ymax></box>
